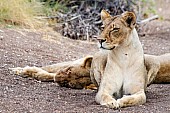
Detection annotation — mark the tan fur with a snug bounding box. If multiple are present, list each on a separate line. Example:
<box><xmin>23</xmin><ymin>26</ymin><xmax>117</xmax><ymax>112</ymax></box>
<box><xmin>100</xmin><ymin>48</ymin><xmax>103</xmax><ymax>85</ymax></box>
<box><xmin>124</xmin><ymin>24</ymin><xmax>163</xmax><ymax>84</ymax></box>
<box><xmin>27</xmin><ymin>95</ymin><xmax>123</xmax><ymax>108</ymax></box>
<box><xmin>91</xmin><ymin>10</ymin><xmax>147</xmax><ymax>109</ymax></box>
<box><xmin>145</xmin><ymin>53</ymin><xmax>170</xmax><ymax>84</ymax></box>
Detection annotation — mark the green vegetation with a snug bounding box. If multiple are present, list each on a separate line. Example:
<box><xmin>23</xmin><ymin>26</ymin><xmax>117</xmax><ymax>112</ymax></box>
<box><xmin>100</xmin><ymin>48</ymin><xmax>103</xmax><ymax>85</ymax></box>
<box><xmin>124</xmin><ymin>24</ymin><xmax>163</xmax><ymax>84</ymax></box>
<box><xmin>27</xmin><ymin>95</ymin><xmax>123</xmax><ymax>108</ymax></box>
<box><xmin>0</xmin><ymin>0</ymin><xmax>68</xmax><ymax>28</ymax></box>
<box><xmin>41</xmin><ymin>0</ymin><xmax>68</xmax><ymax>16</ymax></box>
<box><xmin>0</xmin><ymin>0</ymin><xmax>44</xmax><ymax>28</ymax></box>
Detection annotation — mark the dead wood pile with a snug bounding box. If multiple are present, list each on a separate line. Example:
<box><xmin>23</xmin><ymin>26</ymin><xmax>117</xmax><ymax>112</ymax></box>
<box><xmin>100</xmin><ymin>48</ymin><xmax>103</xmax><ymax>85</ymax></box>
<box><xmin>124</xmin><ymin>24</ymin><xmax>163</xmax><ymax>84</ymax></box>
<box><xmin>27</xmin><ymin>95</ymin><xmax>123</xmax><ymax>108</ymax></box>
<box><xmin>54</xmin><ymin>0</ymin><xmax>137</xmax><ymax>41</ymax></box>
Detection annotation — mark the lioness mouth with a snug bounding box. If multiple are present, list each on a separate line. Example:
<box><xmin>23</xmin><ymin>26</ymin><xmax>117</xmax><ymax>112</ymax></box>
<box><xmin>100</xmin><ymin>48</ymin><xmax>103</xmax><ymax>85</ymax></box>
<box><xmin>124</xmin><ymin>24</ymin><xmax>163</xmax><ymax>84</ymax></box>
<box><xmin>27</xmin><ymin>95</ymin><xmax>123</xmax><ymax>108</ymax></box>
<box><xmin>100</xmin><ymin>46</ymin><xmax>115</xmax><ymax>50</ymax></box>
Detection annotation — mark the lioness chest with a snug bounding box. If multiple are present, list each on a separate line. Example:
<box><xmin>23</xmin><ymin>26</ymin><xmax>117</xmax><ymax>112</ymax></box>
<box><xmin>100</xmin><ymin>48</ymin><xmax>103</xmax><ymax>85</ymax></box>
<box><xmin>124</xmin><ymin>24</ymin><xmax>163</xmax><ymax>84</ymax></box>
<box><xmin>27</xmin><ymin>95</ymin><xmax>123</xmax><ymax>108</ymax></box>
<box><xmin>104</xmin><ymin>43</ymin><xmax>147</xmax><ymax>97</ymax></box>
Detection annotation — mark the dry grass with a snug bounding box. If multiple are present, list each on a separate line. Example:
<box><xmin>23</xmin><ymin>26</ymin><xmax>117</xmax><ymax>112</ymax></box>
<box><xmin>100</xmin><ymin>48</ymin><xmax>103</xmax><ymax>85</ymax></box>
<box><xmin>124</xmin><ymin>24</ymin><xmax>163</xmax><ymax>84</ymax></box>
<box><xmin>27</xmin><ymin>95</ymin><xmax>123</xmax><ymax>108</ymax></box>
<box><xmin>0</xmin><ymin>0</ymin><xmax>44</xmax><ymax>28</ymax></box>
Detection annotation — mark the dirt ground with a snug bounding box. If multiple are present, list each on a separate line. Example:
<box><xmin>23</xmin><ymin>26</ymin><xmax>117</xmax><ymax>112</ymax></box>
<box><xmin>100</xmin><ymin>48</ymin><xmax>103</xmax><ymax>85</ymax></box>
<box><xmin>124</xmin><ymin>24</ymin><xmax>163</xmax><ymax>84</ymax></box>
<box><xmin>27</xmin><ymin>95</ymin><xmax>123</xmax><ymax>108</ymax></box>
<box><xmin>1</xmin><ymin>2</ymin><xmax>170</xmax><ymax>112</ymax></box>
<box><xmin>0</xmin><ymin>20</ymin><xmax>169</xmax><ymax>113</ymax></box>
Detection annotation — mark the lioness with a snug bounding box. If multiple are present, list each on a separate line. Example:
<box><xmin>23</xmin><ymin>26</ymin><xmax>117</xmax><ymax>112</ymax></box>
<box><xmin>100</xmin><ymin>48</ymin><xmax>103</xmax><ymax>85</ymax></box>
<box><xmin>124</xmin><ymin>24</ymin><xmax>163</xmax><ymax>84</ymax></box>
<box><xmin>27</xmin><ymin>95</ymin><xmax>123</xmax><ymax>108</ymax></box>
<box><xmin>90</xmin><ymin>10</ymin><xmax>148</xmax><ymax>108</ymax></box>
<box><xmin>10</xmin><ymin>56</ymin><xmax>95</xmax><ymax>89</ymax></box>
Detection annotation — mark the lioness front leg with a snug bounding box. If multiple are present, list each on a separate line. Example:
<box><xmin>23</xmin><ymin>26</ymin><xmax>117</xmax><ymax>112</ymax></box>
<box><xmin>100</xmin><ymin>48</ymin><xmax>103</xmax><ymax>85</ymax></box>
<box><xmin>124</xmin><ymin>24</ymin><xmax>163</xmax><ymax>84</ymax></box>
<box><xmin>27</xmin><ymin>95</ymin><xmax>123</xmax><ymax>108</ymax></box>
<box><xmin>10</xmin><ymin>66</ymin><xmax>56</xmax><ymax>82</ymax></box>
<box><xmin>96</xmin><ymin>92</ymin><xmax>119</xmax><ymax>109</ymax></box>
<box><xmin>95</xmin><ymin>86</ymin><xmax>119</xmax><ymax>108</ymax></box>
<box><xmin>95</xmin><ymin>73</ymin><xmax>121</xmax><ymax>109</ymax></box>
<box><xmin>117</xmin><ymin>90</ymin><xmax>146</xmax><ymax>108</ymax></box>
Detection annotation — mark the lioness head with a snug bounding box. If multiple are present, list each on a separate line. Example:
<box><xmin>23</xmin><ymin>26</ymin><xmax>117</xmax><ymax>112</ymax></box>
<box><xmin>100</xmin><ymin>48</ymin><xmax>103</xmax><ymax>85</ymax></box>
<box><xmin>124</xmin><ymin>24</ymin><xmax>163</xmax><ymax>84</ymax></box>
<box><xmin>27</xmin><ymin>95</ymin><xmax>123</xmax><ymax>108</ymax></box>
<box><xmin>55</xmin><ymin>56</ymin><xmax>93</xmax><ymax>89</ymax></box>
<box><xmin>98</xmin><ymin>10</ymin><xmax>136</xmax><ymax>50</ymax></box>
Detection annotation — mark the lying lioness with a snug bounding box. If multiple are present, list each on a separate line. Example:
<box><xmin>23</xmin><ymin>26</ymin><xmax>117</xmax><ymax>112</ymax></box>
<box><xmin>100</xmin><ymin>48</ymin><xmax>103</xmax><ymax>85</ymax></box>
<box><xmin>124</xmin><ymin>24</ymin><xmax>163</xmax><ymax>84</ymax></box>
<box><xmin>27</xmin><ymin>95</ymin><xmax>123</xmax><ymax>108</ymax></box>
<box><xmin>10</xmin><ymin>56</ymin><xmax>94</xmax><ymax>89</ymax></box>
<box><xmin>10</xmin><ymin>11</ymin><xmax>170</xmax><ymax>109</ymax></box>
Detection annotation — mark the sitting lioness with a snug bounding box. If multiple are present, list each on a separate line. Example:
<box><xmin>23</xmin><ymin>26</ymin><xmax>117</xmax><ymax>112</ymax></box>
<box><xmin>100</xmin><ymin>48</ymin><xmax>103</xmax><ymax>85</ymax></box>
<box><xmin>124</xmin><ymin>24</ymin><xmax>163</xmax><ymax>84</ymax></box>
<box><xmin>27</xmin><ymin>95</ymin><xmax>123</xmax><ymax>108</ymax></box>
<box><xmin>90</xmin><ymin>10</ymin><xmax>170</xmax><ymax>108</ymax></box>
<box><xmin>90</xmin><ymin>10</ymin><xmax>148</xmax><ymax>108</ymax></box>
<box><xmin>10</xmin><ymin>11</ymin><xmax>170</xmax><ymax>109</ymax></box>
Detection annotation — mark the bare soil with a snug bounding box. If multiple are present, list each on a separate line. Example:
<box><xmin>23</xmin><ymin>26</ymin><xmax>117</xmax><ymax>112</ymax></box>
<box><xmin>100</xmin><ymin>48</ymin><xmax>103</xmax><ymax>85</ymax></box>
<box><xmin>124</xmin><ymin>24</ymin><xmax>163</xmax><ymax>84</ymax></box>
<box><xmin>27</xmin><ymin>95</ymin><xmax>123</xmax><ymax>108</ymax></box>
<box><xmin>0</xmin><ymin>16</ymin><xmax>170</xmax><ymax>113</ymax></box>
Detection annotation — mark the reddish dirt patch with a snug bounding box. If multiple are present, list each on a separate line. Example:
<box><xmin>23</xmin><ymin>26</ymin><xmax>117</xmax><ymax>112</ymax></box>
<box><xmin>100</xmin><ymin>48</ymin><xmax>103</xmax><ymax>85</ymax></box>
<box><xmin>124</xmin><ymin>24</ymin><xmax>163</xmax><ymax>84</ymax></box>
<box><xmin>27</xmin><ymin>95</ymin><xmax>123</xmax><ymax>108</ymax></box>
<box><xmin>0</xmin><ymin>20</ymin><xmax>170</xmax><ymax>112</ymax></box>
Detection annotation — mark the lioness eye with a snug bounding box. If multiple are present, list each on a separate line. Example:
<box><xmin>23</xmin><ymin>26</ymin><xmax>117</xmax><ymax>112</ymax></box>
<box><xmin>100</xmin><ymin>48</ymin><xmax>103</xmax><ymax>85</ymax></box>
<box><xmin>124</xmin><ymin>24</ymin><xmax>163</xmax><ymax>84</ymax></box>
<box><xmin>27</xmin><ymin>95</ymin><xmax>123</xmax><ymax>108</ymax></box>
<box><xmin>101</xmin><ymin>25</ymin><xmax>105</xmax><ymax>30</ymax></box>
<box><xmin>113</xmin><ymin>28</ymin><xmax>120</xmax><ymax>32</ymax></box>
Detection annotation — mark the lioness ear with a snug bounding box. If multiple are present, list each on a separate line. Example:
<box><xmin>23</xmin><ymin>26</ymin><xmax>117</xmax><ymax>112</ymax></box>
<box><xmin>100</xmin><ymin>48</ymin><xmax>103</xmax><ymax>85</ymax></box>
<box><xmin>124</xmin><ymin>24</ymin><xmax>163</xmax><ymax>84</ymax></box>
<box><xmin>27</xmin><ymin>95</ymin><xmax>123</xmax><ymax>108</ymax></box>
<box><xmin>101</xmin><ymin>10</ymin><xmax>111</xmax><ymax>22</ymax></box>
<box><xmin>121</xmin><ymin>12</ymin><xmax>136</xmax><ymax>29</ymax></box>
<box><xmin>82</xmin><ymin>56</ymin><xmax>93</xmax><ymax>69</ymax></box>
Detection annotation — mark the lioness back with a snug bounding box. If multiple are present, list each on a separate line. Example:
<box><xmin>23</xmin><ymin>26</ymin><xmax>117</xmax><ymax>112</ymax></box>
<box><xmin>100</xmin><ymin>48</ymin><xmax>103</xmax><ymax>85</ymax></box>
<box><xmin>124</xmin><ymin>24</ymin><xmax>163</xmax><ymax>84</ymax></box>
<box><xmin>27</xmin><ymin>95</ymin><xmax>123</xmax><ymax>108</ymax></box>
<box><xmin>155</xmin><ymin>53</ymin><xmax>170</xmax><ymax>83</ymax></box>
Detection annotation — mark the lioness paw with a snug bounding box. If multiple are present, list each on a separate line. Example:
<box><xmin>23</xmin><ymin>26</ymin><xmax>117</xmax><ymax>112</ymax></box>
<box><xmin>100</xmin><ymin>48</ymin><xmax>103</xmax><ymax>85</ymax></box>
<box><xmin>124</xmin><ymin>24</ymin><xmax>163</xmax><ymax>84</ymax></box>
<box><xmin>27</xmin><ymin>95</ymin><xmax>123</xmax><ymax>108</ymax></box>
<box><xmin>9</xmin><ymin>66</ymin><xmax>30</xmax><ymax>78</ymax></box>
<box><xmin>101</xmin><ymin>99</ymin><xmax>119</xmax><ymax>109</ymax></box>
<box><xmin>9</xmin><ymin>67</ymin><xmax>24</xmax><ymax>75</ymax></box>
<box><xmin>117</xmin><ymin>98</ymin><xmax>124</xmax><ymax>108</ymax></box>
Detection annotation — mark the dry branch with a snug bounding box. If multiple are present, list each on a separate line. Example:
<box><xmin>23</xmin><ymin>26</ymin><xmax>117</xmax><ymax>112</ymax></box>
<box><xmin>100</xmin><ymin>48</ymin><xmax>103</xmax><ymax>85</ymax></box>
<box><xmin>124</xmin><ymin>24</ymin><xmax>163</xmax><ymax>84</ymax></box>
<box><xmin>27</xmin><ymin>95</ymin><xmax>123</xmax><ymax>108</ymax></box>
<box><xmin>137</xmin><ymin>15</ymin><xmax>159</xmax><ymax>24</ymax></box>
<box><xmin>53</xmin><ymin>0</ymin><xmax>154</xmax><ymax>41</ymax></box>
